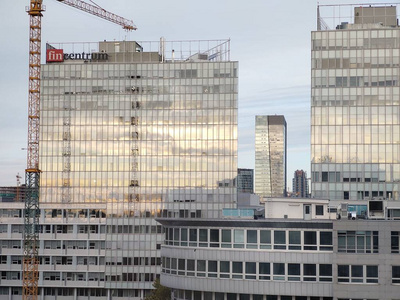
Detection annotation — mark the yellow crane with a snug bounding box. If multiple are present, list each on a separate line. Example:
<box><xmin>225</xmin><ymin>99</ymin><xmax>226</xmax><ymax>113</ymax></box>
<box><xmin>23</xmin><ymin>1</ymin><xmax>136</xmax><ymax>299</ymax></box>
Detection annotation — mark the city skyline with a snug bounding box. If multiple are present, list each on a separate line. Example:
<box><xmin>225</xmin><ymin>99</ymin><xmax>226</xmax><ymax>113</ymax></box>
<box><xmin>0</xmin><ymin>0</ymin><xmax>314</xmax><ymax>189</ymax></box>
<box><xmin>0</xmin><ymin>2</ymin><xmax>399</xmax><ymax>299</ymax></box>
<box><xmin>0</xmin><ymin>0</ymin><xmax>391</xmax><ymax>188</ymax></box>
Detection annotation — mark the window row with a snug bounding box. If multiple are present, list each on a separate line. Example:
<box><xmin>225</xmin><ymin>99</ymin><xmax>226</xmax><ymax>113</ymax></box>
<box><xmin>44</xmin><ymin>288</ymin><xmax>106</xmax><ymax>297</ymax></box>
<box><xmin>0</xmin><ymin>287</ymin><xmax>110</xmax><ymax>297</ymax></box>
<box><xmin>42</xmin><ymin>224</ymin><xmax>105</xmax><ymax>234</ymax></box>
<box><xmin>338</xmin><ymin>231</ymin><xmax>379</xmax><ymax>253</ymax></box>
<box><xmin>0</xmin><ymin>287</ymin><xmax>143</xmax><ymax>298</ymax></box>
<box><xmin>2</xmin><ymin>256</ymin><xmax>104</xmax><ymax>266</ymax></box>
<box><xmin>42</xmin><ymin>84</ymin><xmax>237</xmax><ymax>96</ymax></box>
<box><xmin>173</xmin><ymin>290</ymin><xmax>333</xmax><ymax>300</ymax></box>
<box><xmin>338</xmin><ymin>299</ymin><xmax>378</xmax><ymax>300</ymax></box>
<box><xmin>315</xmin><ymin>171</ymin><xmax>383</xmax><ymax>183</ymax></box>
<box><xmin>312</xmin><ymin>35</ymin><xmax>400</xmax><ymax>50</ymax></box>
<box><xmin>162</xmin><ymin>258</ymin><xmax>332</xmax><ymax>282</ymax></box>
<box><xmin>312</xmin><ymin>170</ymin><xmax>391</xmax><ymax>184</ymax></box>
<box><xmin>42</xmin><ymin>98</ymin><xmax>237</xmax><ymax>112</ymax></box>
<box><xmin>312</xmin><ymin>98</ymin><xmax>399</xmax><ymax>107</ymax></box>
<box><xmin>105</xmin><ymin>272</ymin><xmax>155</xmax><ymax>282</ymax></box>
<box><xmin>44</xmin><ymin>208</ymin><xmax>106</xmax><ymax>219</ymax></box>
<box><xmin>44</xmin><ymin>127</ymin><xmax>238</xmax><ymax>142</ymax></box>
<box><xmin>164</xmin><ymin>227</ymin><xmax>333</xmax><ymax>251</ymax></box>
<box><xmin>43</xmin><ymin>272</ymin><xmax>104</xmax><ymax>282</ymax></box>
<box><xmin>0</xmin><ymin>208</ymin><xmax>106</xmax><ymax>220</ymax></box>
<box><xmin>105</xmin><ymin>256</ymin><xmax>161</xmax><ymax>266</ymax></box>
<box><xmin>313</xmin><ymin>76</ymin><xmax>399</xmax><ymax>88</ymax></box>
<box><xmin>0</xmin><ymin>271</ymin><xmax>104</xmax><ymax>282</ymax></box>
<box><xmin>107</xmin><ymin>225</ymin><xmax>163</xmax><ymax>234</ymax></box>
<box><xmin>44</xmin><ymin>240</ymin><xmax>105</xmax><ymax>250</ymax></box>
<box><xmin>0</xmin><ymin>240</ymin><xmax>106</xmax><ymax>250</ymax></box>
<box><xmin>313</xmin><ymin>57</ymin><xmax>400</xmax><ymax>69</ymax></box>
<box><xmin>42</xmin><ymin>68</ymin><xmax>236</xmax><ymax>79</ymax></box>
<box><xmin>337</xmin><ymin>265</ymin><xmax>378</xmax><ymax>283</ymax></box>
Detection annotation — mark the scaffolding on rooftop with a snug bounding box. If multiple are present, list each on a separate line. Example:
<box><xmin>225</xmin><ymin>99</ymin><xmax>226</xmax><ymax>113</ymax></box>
<box><xmin>45</xmin><ymin>39</ymin><xmax>231</xmax><ymax>63</ymax></box>
<box><xmin>317</xmin><ymin>3</ymin><xmax>400</xmax><ymax>31</ymax></box>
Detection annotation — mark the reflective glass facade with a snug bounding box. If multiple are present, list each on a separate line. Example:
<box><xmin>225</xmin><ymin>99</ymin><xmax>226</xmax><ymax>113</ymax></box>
<box><xmin>311</xmin><ymin>7</ymin><xmax>400</xmax><ymax>201</ymax></box>
<box><xmin>40</xmin><ymin>40</ymin><xmax>237</xmax><ymax>296</ymax></box>
<box><xmin>237</xmin><ymin>168</ymin><xmax>254</xmax><ymax>193</ymax></box>
<box><xmin>254</xmin><ymin>115</ymin><xmax>287</xmax><ymax>198</ymax></box>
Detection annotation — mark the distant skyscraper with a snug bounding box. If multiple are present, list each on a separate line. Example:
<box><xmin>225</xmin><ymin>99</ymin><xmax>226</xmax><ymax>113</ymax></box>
<box><xmin>255</xmin><ymin>115</ymin><xmax>287</xmax><ymax>198</ymax></box>
<box><xmin>236</xmin><ymin>168</ymin><xmax>254</xmax><ymax>193</ymax></box>
<box><xmin>292</xmin><ymin>169</ymin><xmax>309</xmax><ymax>198</ymax></box>
<box><xmin>0</xmin><ymin>185</ymin><xmax>26</xmax><ymax>202</ymax></box>
<box><xmin>312</xmin><ymin>4</ymin><xmax>400</xmax><ymax>201</ymax></box>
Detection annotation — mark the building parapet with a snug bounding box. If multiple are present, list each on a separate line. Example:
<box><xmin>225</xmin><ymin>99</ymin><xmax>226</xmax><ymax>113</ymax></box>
<box><xmin>260</xmin><ymin>197</ymin><xmax>400</xmax><ymax>222</ymax></box>
<box><xmin>317</xmin><ymin>3</ymin><xmax>399</xmax><ymax>31</ymax></box>
<box><xmin>45</xmin><ymin>39</ymin><xmax>231</xmax><ymax>64</ymax></box>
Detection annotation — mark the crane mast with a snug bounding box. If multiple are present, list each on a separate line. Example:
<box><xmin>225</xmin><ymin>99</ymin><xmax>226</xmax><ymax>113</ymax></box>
<box><xmin>22</xmin><ymin>0</ymin><xmax>136</xmax><ymax>299</ymax></box>
<box><xmin>23</xmin><ymin>1</ymin><xmax>43</xmax><ymax>299</ymax></box>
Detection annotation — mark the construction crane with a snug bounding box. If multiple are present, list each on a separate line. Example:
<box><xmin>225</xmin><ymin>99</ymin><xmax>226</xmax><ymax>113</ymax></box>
<box><xmin>23</xmin><ymin>1</ymin><xmax>136</xmax><ymax>299</ymax></box>
<box><xmin>57</xmin><ymin>0</ymin><xmax>136</xmax><ymax>31</ymax></box>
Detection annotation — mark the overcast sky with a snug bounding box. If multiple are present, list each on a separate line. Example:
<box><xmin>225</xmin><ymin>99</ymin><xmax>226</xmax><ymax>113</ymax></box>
<box><xmin>0</xmin><ymin>0</ymin><xmax>385</xmax><ymax>188</ymax></box>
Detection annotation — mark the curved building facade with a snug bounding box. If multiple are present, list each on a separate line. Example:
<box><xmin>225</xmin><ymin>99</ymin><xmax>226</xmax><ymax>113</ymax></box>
<box><xmin>158</xmin><ymin>200</ymin><xmax>400</xmax><ymax>300</ymax></box>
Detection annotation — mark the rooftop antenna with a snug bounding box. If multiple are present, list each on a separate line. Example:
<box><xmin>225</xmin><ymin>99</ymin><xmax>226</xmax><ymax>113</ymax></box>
<box><xmin>16</xmin><ymin>173</ymin><xmax>22</xmax><ymax>201</ymax></box>
<box><xmin>160</xmin><ymin>37</ymin><xmax>166</xmax><ymax>63</ymax></box>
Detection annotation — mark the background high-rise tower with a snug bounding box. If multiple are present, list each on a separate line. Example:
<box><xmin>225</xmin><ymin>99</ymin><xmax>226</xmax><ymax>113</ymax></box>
<box><xmin>311</xmin><ymin>5</ymin><xmax>400</xmax><ymax>201</ymax></box>
<box><xmin>292</xmin><ymin>169</ymin><xmax>309</xmax><ymax>198</ymax></box>
<box><xmin>254</xmin><ymin>115</ymin><xmax>287</xmax><ymax>198</ymax></box>
<box><xmin>236</xmin><ymin>168</ymin><xmax>254</xmax><ymax>194</ymax></box>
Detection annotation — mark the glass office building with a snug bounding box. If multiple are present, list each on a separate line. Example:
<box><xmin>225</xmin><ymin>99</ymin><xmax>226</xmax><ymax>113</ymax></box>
<box><xmin>254</xmin><ymin>115</ymin><xmax>287</xmax><ymax>198</ymax></box>
<box><xmin>236</xmin><ymin>168</ymin><xmax>254</xmax><ymax>194</ymax></box>
<box><xmin>311</xmin><ymin>5</ymin><xmax>400</xmax><ymax>201</ymax></box>
<box><xmin>40</xmin><ymin>40</ymin><xmax>238</xmax><ymax>298</ymax></box>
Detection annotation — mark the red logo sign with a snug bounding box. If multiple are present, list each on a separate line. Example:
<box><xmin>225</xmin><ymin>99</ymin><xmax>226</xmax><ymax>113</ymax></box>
<box><xmin>46</xmin><ymin>49</ymin><xmax>64</xmax><ymax>62</ymax></box>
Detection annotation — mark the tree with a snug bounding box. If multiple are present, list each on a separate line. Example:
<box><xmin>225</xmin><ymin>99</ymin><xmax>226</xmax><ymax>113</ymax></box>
<box><xmin>145</xmin><ymin>278</ymin><xmax>171</xmax><ymax>300</ymax></box>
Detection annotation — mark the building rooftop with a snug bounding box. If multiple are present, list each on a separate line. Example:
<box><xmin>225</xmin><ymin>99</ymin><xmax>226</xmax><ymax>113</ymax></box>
<box><xmin>317</xmin><ymin>3</ymin><xmax>400</xmax><ymax>31</ymax></box>
<box><xmin>45</xmin><ymin>39</ymin><xmax>232</xmax><ymax>64</ymax></box>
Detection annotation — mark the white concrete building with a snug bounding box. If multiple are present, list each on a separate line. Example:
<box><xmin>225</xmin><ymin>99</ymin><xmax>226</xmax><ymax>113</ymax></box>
<box><xmin>159</xmin><ymin>198</ymin><xmax>400</xmax><ymax>300</ymax></box>
<box><xmin>0</xmin><ymin>202</ymin><xmax>108</xmax><ymax>298</ymax></box>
